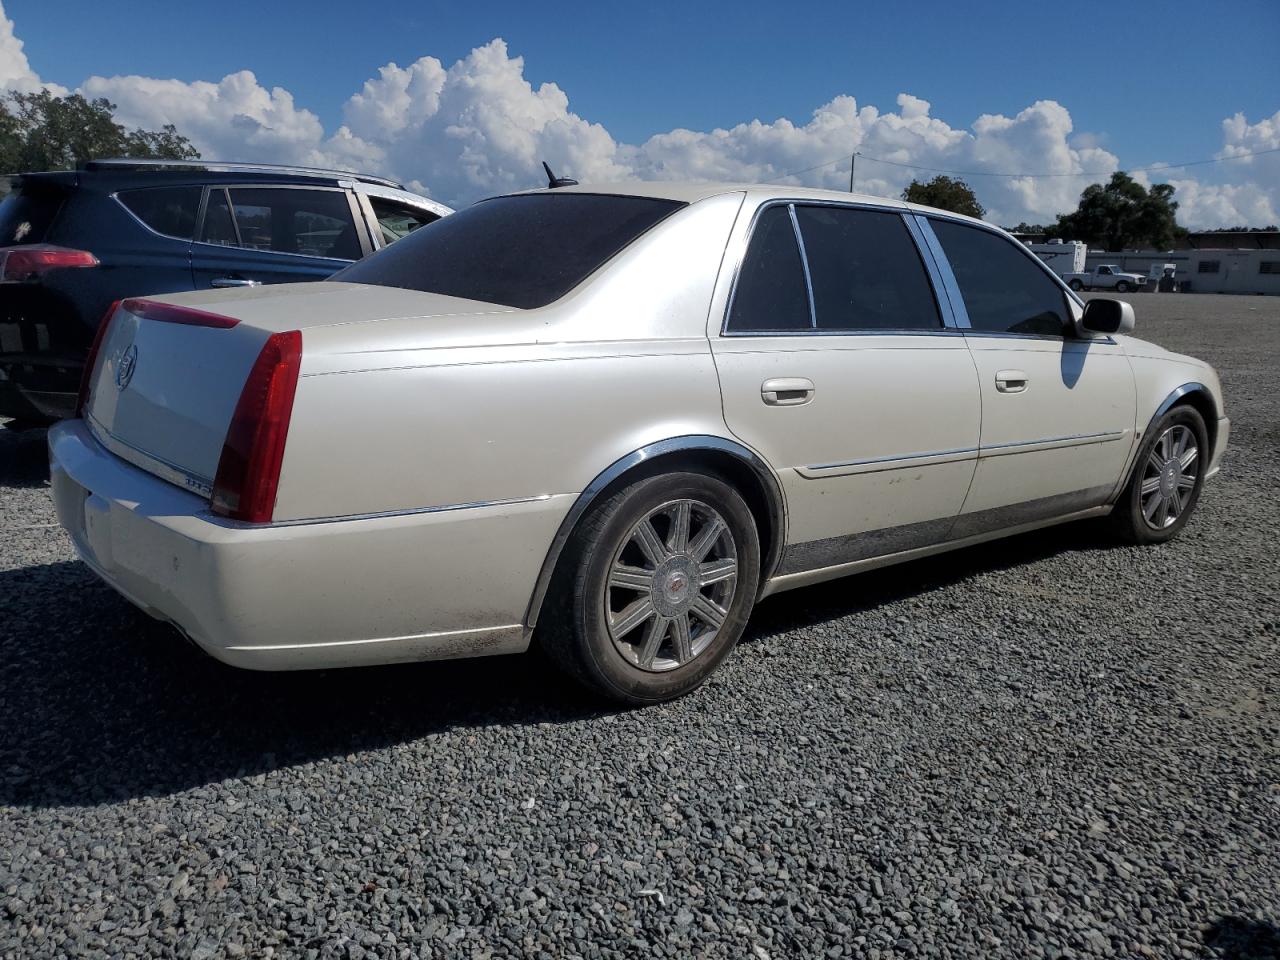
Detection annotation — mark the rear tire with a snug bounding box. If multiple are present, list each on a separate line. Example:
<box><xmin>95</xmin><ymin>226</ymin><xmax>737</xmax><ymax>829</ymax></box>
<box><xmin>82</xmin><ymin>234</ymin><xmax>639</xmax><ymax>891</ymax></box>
<box><xmin>1110</xmin><ymin>405</ymin><xmax>1208</xmax><ymax>545</ymax></box>
<box><xmin>540</xmin><ymin>471</ymin><xmax>760</xmax><ymax>705</ymax></box>
<box><xmin>1069</xmin><ymin>279</ymin><xmax>1084</xmax><ymax>291</ymax></box>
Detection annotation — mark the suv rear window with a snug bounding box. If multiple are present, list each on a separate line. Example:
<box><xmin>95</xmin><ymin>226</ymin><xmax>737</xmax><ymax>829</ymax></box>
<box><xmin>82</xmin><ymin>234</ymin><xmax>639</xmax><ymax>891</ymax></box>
<box><xmin>118</xmin><ymin>186</ymin><xmax>202</xmax><ymax>240</ymax></box>
<box><xmin>0</xmin><ymin>184</ymin><xmax>64</xmax><ymax>245</ymax></box>
<box><xmin>334</xmin><ymin>193</ymin><xmax>686</xmax><ymax>309</ymax></box>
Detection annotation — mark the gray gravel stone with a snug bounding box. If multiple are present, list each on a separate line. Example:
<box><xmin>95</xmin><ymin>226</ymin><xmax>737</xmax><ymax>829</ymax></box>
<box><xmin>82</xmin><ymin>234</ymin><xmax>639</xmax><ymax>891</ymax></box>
<box><xmin>1</xmin><ymin>292</ymin><xmax>1278</xmax><ymax>958</ymax></box>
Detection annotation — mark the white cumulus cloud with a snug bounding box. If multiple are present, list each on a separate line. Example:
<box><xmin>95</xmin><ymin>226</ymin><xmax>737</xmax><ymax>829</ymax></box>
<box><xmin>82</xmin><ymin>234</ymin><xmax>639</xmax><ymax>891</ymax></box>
<box><xmin>1</xmin><ymin>0</ymin><xmax>1275</xmax><ymax>229</ymax></box>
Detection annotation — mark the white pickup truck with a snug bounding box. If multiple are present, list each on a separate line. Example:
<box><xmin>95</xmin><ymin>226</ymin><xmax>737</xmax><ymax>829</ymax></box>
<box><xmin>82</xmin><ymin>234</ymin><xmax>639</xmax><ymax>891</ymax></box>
<box><xmin>1064</xmin><ymin>264</ymin><xmax>1146</xmax><ymax>292</ymax></box>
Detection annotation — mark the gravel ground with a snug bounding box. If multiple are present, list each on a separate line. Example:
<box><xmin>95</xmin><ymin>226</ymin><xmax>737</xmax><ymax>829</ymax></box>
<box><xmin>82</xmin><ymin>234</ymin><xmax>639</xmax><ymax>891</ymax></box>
<box><xmin>1</xmin><ymin>293</ymin><xmax>1277</xmax><ymax>959</ymax></box>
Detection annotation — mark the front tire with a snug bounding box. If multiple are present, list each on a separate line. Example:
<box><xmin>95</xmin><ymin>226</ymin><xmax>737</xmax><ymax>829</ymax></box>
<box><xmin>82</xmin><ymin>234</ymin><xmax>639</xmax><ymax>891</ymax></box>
<box><xmin>1115</xmin><ymin>280</ymin><xmax>1130</xmax><ymax>293</ymax></box>
<box><xmin>541</xmin><ymin>471</ymin><xmax>761</xmax><ymax>705</ymax></box>
<box><xmin>1110</xmin><ymin>405</ymin><xmax>1208</xmax><ymax>544</ymax></box>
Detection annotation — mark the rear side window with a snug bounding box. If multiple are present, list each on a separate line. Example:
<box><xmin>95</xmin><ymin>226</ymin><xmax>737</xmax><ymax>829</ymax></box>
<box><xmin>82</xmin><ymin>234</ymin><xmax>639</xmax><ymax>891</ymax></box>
<box><xmin>726</xmin><ymin>205</ymin><xmax>812</xmax><ymax>332</ymax></box>
<box><xmin>228</xmin><ymin>188</ymin><xmax>361</xmax><ymax>260</ymax></box>
<box><xmin>118</xmin><ymin>186</ymin><xmax>202</xmax><ymax>240</ymax></box>
<box><xmin>794</xmin><ymin>206</ymin><xmax>941</xmax><ymax>331</ymax></box>
<box><xmin>368</xmin><ymin>196</ymin><xmax>440</xmax><ymax>246</ymax></box>
<box><xmin>334</xmin><ymin>193</ymin><xmax>685</xmax><ymax>309</ymax></box>
<box><xmin>931</xmin><ymin>219</ymin><xmax>1070</xmax><ymax>336</ymax></box>
<box><xmin>0</xmin><ymin>185</ymin><xmax>63</xmax><ymax>245</ymax></box>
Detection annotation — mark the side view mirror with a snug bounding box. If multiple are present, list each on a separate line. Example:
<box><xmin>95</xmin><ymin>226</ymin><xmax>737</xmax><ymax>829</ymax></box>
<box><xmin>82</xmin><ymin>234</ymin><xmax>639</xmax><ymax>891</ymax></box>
<box><xmin>1079</xmin><ymin>298</ymin><xmax>1135</xmax><ymax>336</ymax></box>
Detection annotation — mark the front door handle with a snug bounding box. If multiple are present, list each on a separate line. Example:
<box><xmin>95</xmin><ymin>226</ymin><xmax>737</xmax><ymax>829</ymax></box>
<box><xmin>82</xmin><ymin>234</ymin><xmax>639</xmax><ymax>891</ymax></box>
<box><xmin>210</xmin><ymin>276</ymin><xmax>262</xmax><ymax>288</ymax></box>
<box><xmin>995</xmin><ymin>369</ymin><xmax>1028</xmax><ymax>394</ymax></box>
<box><xmin>761</xmin><ymin>377</ymin><xmax>815</xmax><ymax>406</ymax></box>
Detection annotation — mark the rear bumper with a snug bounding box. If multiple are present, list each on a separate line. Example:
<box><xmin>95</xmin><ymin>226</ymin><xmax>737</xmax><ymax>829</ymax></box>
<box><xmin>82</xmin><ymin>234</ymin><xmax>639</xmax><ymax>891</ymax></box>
<box><xmin>49</xmin><ymin>419</ymin><xmax>571</xmax><ymax>670</ymax></box>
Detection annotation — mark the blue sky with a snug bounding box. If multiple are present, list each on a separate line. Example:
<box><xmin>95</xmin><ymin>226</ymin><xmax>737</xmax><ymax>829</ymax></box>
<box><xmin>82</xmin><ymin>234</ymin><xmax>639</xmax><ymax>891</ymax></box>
<box><xmin>14</xmin><ymin>0</ymin><xmax>1278</xmax><ymax>165</ymax></box>
<box><xmin>3</xmin><ymin>0</ymin><xmax>1279</xmax><ymax>225</ymax></box>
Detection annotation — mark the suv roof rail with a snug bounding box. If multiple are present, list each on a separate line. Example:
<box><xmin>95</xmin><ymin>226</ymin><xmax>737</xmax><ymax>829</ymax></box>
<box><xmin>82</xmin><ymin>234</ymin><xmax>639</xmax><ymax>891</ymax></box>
<box><xmin>81</xmin><ymin>158</ymin><xmax>405</xmax><ymax>189</ymax></box>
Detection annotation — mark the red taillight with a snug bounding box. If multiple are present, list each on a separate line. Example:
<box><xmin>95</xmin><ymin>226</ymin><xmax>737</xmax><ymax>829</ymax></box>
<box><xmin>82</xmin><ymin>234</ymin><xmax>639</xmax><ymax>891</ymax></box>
<box><xmin>211</xmin><ymin>331</ymin><xmax>303</xmax><ymax>523</ymax></box>
<box><xmin>122</xmin><ymin>298</ymin><xmax>239</xmax><ymax>329</ymax></box>
<box><xmin>75</xmin><ymin>299</ymin><xmax>122</xmax><ymax>418</ymax></box>
<box><xmin>0</xmin><ymin>244</ymin><xmax>98</xmax><ymax>281</ymax></box>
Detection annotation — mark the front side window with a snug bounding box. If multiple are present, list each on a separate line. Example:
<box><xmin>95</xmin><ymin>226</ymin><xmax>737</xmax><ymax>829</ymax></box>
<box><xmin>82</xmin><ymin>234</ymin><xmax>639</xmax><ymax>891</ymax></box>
<box><xmin>227</xmin><ymin>188</ymin><xmax>361</xmax><ymax>260</ymax></box>
<box><xmin>793</xmin><ymin>205</ymin><xmax>941</xmax><ymax>331</ymax></box>
<box><xmin>725</xmin><ymin>205</ymin><xmax>811</xmax><ymax>333</ymax></box>
<box><xmin>368</xmin><ymin>196</ymin><xmax>440</xmax><ymax>246</ymax></box>
<box><xmin>334</xmin><ymin>193</ymin><xmax>685</xmax><ymax>309</ymax></box>
<box><xmin>118</xmin><ymin>186</ymin><xmax>202</xmax><ymax>240</ymax></box>
<box><xmin>931</xmin><ymin>218</ymin><xmax>1071</xmax><ymax>337</ymax></box>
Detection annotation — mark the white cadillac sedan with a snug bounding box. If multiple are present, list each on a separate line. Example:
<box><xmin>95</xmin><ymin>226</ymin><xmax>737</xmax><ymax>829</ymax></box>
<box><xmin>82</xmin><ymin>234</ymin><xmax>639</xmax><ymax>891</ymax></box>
<box><xmin>49</xmin><ymin>183</ymin><xmax>1228</xmax><ymax>704</ymax></box>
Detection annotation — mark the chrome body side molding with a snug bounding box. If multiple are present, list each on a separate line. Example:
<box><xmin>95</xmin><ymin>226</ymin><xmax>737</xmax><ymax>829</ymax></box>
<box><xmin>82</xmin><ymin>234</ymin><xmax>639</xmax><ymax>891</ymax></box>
<box><xmin>775</xmin><ymin>484</ymin><xmax>1114</xmax><ymax>578</ymax></box>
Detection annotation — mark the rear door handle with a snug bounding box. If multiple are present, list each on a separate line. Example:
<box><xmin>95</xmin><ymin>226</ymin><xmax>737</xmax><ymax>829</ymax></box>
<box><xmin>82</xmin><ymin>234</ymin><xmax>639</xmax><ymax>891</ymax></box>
<box><xmin>210</xmin><ymin>276</ymin><xmax>261</xmax><ymax>288</ymax></box>
<box><xmin>995</xmin><ymin>370</ymin><xmax>1028</xmax><ymax>394</ymax></box>
<box><xmin>761</xmin><ymin>377</ymin><xmax>815</xmax><ymax>406</ymax></box>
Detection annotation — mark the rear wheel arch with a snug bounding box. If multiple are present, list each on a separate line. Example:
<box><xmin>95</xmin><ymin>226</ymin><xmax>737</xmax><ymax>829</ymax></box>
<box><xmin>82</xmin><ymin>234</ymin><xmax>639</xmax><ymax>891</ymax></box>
<box><xmin>524</xmin><ymin>436</ymin><xmax>785</xmax><ymax>634</ymax></box>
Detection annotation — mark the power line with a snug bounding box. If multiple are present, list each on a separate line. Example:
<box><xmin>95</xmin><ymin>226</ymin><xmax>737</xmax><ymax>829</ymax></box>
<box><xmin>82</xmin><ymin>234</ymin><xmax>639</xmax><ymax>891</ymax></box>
<box><xmin>773</xmin><ymin>144</ymin><xmax>1280</xmax><ymax>183</ymax></box>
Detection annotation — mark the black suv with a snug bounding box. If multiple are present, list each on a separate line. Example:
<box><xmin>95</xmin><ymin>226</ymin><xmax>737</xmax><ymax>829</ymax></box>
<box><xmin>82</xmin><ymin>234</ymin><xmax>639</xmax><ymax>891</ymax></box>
<box><xmin>0</xmin><ymin>159</ymin><xmax>451</xmax><ymax>424</ymax></box>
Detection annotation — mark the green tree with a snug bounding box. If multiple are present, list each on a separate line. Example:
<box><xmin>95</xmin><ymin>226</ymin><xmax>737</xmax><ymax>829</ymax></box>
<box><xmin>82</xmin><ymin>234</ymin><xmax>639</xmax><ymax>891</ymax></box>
<box><xmin>902</xmin><ymin>175</ymin><xmax>985</xmax><ymax>218</ymax></box>
<box><xmin>0</xmin><ymin>90</ymin><xmax>198</xmax><ymax>174</ymax></box>
<box><xmin>1054</xmin><ymin>172</ymin><xmax>1183</xmax><ymax>250</ymax></box>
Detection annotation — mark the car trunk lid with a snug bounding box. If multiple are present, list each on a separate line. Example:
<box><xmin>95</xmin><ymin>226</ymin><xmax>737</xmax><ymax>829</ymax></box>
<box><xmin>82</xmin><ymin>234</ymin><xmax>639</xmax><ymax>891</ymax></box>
<box><xmin>83</xmin><ymin>282</ymin><xmax>512</xmax><ymax>497</ymax></box>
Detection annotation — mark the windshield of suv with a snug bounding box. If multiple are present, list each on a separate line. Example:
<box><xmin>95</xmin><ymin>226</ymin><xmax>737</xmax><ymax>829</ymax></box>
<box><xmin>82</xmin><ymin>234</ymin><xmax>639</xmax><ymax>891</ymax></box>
<box><xmin>0</xmin><ymin>183</ymin><xmax>64</xmax><ymax>245</ymax></box>
<box><xmin>333</xmin><ymin>193</ymin><xmax>686</xmax><ymax>309</ymax></box>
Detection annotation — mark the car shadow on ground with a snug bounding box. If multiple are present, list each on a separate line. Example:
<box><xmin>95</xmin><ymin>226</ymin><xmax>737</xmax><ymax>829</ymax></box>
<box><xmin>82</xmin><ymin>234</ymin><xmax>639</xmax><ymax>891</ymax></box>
<box><xmin>0</xmin><ymin>517</ymin><xmax>1113</xmax><ymax>809</ymax></box>
<box><xmin>0</xmin><ymin>423</ymin><xmax>50</xmax><ymax>488</ymax></box>
<box><xmin>1204</xmin><ymin>917</ymin><xmax>1280</xmax><ymax>959</ymax></box>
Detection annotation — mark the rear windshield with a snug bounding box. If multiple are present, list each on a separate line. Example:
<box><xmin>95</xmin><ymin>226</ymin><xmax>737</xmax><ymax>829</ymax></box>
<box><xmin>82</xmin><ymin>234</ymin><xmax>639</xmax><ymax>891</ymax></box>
<box><xmin>333</xmin><ymin>193</ymin><xmax>686</xmax><ymax>309</ymax></box>
<box><xmin>0</xmin><ymin>184</ymin><xmax>64</xmax><ymax>245</ymax></box>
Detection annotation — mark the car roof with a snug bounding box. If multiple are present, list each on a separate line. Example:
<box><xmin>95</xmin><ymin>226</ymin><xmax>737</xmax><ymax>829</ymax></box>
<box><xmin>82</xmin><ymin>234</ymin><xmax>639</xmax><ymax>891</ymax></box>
<box><xmin>501</xmin><ymin>180</ymin><xmax>993</xmax><ymax>230</ymax></box>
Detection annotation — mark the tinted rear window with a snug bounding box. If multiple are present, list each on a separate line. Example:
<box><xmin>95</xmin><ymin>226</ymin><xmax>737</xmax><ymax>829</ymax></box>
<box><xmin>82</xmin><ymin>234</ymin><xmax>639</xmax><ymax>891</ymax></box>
<box><xmin>0</xmin><ymin>185</ymin><xmax>64</xmax><ymax>245</ymax></box>
<box><xmin>333</xmin><ymin>193</ymin><xmax>685</xmax><ymax>309</ymax></box>
<box><xmin>119</xmin><ymin>186</ymin><xmax>202</xmax><ymax>240</ymax></box>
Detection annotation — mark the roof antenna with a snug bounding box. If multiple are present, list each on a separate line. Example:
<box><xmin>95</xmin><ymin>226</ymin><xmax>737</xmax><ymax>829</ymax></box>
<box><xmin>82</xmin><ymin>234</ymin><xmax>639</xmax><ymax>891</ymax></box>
<box><xmin>542</xmin><ymin>161</ymin><xmax>578</xmax><ymax>189</ymax></box>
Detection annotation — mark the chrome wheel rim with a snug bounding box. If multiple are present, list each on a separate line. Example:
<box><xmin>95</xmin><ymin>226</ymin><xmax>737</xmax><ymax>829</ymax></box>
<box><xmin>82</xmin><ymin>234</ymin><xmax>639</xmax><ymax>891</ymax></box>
<box><xmin>604</xmin><ymin>498</ymin><xmax>738</xmax><ymax>673</ymax></box>
<box><xmin>1140</xmin><ymin>424</ymin><xmax>1199</xmax><ymax>530</ymax></box>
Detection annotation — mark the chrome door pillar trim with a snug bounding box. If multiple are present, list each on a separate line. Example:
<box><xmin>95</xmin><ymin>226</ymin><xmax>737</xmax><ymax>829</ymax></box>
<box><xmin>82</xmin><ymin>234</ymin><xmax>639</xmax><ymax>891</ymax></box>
<box><xmin>787</xmin><ymin>204</ymin><xmax>819</xmax><ymax>329</ymax></box>
<box><xmin>522</xmin><ymin>435</ymin><xmax>787</xmax><ymax>634</ymax></box>
<box><xmin>903</xmin><ymin>214</ymin><xmax>961</xmax><ymax>330</ymax></box>
<box><xmin>911</xmin><ymin>215</ymin><xmax>971</xmax><ymax>329</ymax></box>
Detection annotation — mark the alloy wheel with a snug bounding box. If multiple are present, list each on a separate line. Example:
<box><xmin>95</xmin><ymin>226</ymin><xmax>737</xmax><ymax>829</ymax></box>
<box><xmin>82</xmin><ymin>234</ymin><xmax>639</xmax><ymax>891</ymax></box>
<box><xmin>604</xmin><ymin>498</ymin><xmax>739</xmax><ymax>672</ymax></box>
<box><xmin>1139</xmin><ymin>424</ymin><xmax>1199</xmax><ymax>530</ymax></box>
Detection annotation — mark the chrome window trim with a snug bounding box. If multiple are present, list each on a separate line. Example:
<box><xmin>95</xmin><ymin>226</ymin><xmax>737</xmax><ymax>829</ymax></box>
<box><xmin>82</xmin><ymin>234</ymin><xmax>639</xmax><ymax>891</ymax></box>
<box><xmin>962</xmin><ymin>330</ymin><xmax>1117</xmax><ymax>346</ymax></box>
<box><xmin>911</xmin><ymin>215</ymin><xmax>970</xmax><ymax>328</ymax></box>
<box><xmin>903</xmin><ymin>214</ymin><xmax>962</xmax><ymax>328</ymax></box>
<box><xmin>191</xmin><ymin>183</ymin><xmax>362</xmax><ymax>263</ymax></box>
<box><xmin>918</xmin><ymin>209</ymin><xmax>1086</xmax><ymax>309</ymax></box>
<box><xmin>721</xmin><ymin>198</ymin><xmax>950</xmax><ymax>338</ymax></box>
<box><xmin>786</xmin><ymin>203</ymin><xmax>818</xmax><ymax>329</ymax></box>
<box><xmin>720</xmin><ymin>327</ymin><xmax>967</xmax><ymax>339</ymax></box>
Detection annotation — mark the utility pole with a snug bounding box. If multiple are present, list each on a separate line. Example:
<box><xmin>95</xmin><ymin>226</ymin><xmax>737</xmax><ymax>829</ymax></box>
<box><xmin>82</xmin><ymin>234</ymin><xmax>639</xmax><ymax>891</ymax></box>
<box><xmin>849</xmin><ymin>152</ymin><xmax>858</xmax><ymax>193</ymax></box>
